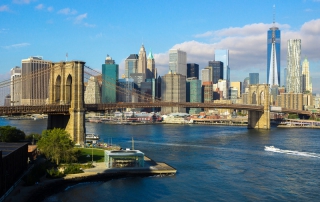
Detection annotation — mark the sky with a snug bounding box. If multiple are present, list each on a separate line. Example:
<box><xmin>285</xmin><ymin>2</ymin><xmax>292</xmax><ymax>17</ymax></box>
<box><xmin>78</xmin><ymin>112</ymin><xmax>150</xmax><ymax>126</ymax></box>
<box><xmin>1</xmin><ymin>0</ymin><xmax>320</xmax><ymax>93</ymax></box>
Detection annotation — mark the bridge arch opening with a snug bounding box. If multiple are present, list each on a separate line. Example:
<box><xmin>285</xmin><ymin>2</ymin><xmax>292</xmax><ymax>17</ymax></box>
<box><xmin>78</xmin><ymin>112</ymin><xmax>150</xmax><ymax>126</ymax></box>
<box><xmin>55</xmin><ymin>75</ymin><xmax>61</xmax><ymax>103</ymax></box>
<box><xmin>66</xmin><ymin>74</ymin><xmax>72</xmax><ymax>104</ymax></box>
<box><xmin>260</xmin><ymin>91</ymin><xmax>265</xmax><ymax>105</ymax></box>
<box><xmin>252</xmin><ymin>91</ymin><xmax>257</xmax><ymax>104</ymax></box>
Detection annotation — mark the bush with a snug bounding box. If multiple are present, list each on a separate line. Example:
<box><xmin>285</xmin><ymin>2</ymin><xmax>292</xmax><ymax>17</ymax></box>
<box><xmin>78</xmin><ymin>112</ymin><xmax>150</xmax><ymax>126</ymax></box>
<box><xmin>46</xmin><ymin>168</ymin><xmax>65</xmax><ymax>178</ymax></box>
<box><xmin>63</xmin><ymin>164</ymin><xmax>84</xmax><ymax>174</ymax></box>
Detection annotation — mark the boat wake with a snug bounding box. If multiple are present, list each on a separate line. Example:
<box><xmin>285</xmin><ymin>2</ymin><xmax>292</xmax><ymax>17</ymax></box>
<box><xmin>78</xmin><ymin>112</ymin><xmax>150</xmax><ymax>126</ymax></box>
<box><xmin>264</xmin><ymin>146</ymin><xmax>320</xmax><ymax>158</ymax></box>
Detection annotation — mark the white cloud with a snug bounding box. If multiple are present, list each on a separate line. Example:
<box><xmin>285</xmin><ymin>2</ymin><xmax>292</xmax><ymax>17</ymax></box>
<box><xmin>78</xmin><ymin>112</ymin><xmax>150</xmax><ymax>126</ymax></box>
<box><xmin>12</xmin><ymin>0</ymin><xmax>34</xmax><ymax>4</ymax></box>
<box><xmin>154</xmin><ymin>19</ymin><xmax>320</xmax><ymax>92</ymax></box>
<box><xmin>2</xmin><ymin>42</ymin><xmax>30</xmax><ymax>49</ymax></box>
<box><xmin>47</xmin><ymin>6</ymin><xmax>53</xmax><ymax>12</ymax></box>
<box><xmin>58</xmin><ymin>8</ymin><xmax>77</xmax><ymax>15</ymax></box>
<box><xmin>0</xmin><ymin>5</ymin><xmax>9</xmax><ymax>12</ymax></box>
<box><xmin>35</xmin><ymin>4</ymin><xmax>44</xmax><ymax>10</ymax></box>
<box><xmin>74</xmin><ymin>13</ymin><xmax>87</xmax><ymax>24</ymax></box>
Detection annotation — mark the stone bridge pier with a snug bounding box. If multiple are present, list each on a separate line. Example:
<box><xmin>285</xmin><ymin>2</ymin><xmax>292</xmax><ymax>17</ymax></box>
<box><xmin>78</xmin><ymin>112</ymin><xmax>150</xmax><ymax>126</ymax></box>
<box><xmin>247</xmin><ymin>84</ymin><xmax>270</xmax><ymax>129</ymax></box>
<box><xmin>47</xmin><ymin>61</ymin><xmax>86</xmax><ymax>145</ymax></box>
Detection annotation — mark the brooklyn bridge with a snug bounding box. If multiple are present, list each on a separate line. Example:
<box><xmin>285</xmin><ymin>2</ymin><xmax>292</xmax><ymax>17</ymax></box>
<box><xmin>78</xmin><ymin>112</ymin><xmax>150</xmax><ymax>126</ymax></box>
<box><xmin>0</xmin><ymin>61</ymin><xmax>312</xmax><ymax>145</ymax></box>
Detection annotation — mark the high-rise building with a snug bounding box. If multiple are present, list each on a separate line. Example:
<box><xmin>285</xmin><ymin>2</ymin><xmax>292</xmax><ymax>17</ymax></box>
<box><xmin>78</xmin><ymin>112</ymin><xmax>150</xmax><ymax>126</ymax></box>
<box><xmin>21</xmin><ymin>56</ymin><xmax>51</xmax><ymax>105</ymax></box>
<box><xmin>217</xmin><ymin>79</ymin><xmax>227</xmax><ymax>99</ymax></box>
<box><xmin>201</xmin><ymin>67</ymin><xmax>211</xmax><ymax>83</ymax></box>
<box><xmin>117</xmin><ymin>78</ymin><xmax>136</xmax><ymax>103</ymax></box>
<box><xmin>215</xmin><ymin>50</ymin><xmax>229</xmax><ymax>96</ymax></box>
<box><xmin>202</xmin><ymin>81</ymin><xmax>213</xmax><ymax>103</ymax></box>
<box><xmin>243</xmin><ymin>77</ymin><xmax>250</xmax><ymax>93</ymax></box>
<box><xmin>137</xmin><ymin>45</ymin><xmax>147</xmax><ymax>74</ymax></box>
<box><xmin>249</xmin><ymin>73</ymin><xmax>259</xmax><ymax>85</ymax></box>
<box><xmin>208</xmin><ymin>61</ymin><xmax>223</xmax><ymax>84</ymax></box>
<box><xmin>230</xmin><ymin>81</ymin><xmax>242</xmax><ymax>98</ymax></box>
<box><xmin>125</xmin><ymin>54</ymin><xmax>138</xmax><ymax>78</ymax></box>
<box><xmin>186</xmin><ymin>77</ymin><xmax>202</xmax><ymax>114</ymax></box>
<box><xmin>10</xmin><ymin>66</ymin><xmax>22</xmax><ymax>106</ymax></box>
<box><xmin>267</xmin><ymin>10</ymin><xmax>281</xmax><ymax>86</ymax></box>
<box><xmin>169</xmin><ymin>49</ymin><xmax>187</xmax><ymax>76</ymax></box>
<box><xmin>147</xmin><ymin>50</ymin><xmax>156</xmax><ymax>79</ymax></box>
<box><xmin>187</xmin><ymin>63</ymin><xmax>199</xmax><ymax>79</ymax></box>
<box><xmin>302</xmin><ymin>57</ymin><xmax>312</xmax><ymax>93</ymax></box>
<box><xmin>102</xmin><ymin>55</ymin><xmax>119</xmax><ymax>103</ymax></box>
<box><xmin>286</xmin><ymin>39</ymin><xmax>302</xmax><ymax>93</ymax></box>
<box><xmin>161</xmin><ymin>72</ymin><xmax>186</xmax><ymax>114</ymax></box>
<box><xmin>84</xmin><ymin>76</ymin><xmax>101</xmax><ymax>104</ymax></box>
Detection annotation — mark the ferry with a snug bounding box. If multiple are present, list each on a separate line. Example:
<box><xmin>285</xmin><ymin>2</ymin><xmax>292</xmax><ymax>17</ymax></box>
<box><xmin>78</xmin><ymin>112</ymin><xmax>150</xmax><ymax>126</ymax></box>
<box><xmin>264</xmin><ymin>146</ymin><xmax>280</xmax><ymax>152</ymax></box>
<box><xmin>86</xmin><ymin>133</ymin><xmax>100</xmax><ymax>144</ymax></box>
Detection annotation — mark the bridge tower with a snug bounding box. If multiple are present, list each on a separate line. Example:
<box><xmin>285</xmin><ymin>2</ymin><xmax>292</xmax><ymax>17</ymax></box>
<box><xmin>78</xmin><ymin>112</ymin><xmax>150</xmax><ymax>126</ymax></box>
<box><xmin>247</xmin><ymin>84</ymin><xmax>270</xmax><ymax>129</ymax></box>
<box><xmin>47</xmin><ymin>61</ymin><xmax>86</xmax><ymax>145</ymax></box>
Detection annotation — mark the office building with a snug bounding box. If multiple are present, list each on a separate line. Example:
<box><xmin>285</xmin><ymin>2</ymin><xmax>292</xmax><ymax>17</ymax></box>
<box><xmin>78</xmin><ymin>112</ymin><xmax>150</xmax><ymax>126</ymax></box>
<box><xmin>10</xmin><ymin>66</ymin><xmax>22</xmax><ymax>106</ymax></box>
<box><xmin>161</xmin><ymin>72</ymin><xmax>186</xmax><ymax>114</ymax></box>
<box><xmin>147</xmin><ymin>50</ymin><xmax>156</xmax><ymax>79</ymax></box>
<box><xmin>267</xmin><ymin>13</ymin><xmax>281</xmax><ymax>86</ymax></box>
<box><xmin>169</xmin><ymin>49</ymin><xmax>187</xmax><ymax>76</ymax></box>
<box><xmin>217</xmin><ymin>79</ymin><xmax>227</xmax><ymax>99</ymax></box>
<box><xmin>276</xmin><ymin>92</ymin><xmax>303</xmax><ymax>110</ymax></box>
<box><xmin>286</xmin><ymin>39</ymin><xmax>302</xmax><ymax>93</ymax></box>
<box><xmin>229</xmin><ymin>87</ymin><xmax>238</xmax><ymax>104</ymax></box>
<box><xmin>215</xmin><ymin>50</ymin><xmax>229</xmax><ymax>84</ymax></box>
<box><xmin>137</xmin><ymin>45</ymin><xmax>147</xmax><ymax>74</ymax></box>
<box><xmin>102</xmin><ymin>55</ymin><xmax>118</xmax><ymax>103</ymax></box>
<box><xmin>243</xmin><ymin>77</ymin><xmax>250</xmax><ymax>93</ymax></box>
<box><xmin>230</xmin><ymin>81</ymin><xmax>242</xmax><ymax>98</ymax></box>
<box><xmin>249</xmin><ymin>73</ymin><xmax>259</xmax><ymax>85</ymax></box>
<box><xmin>125</xmin><ymin>54</ymin><xmax>138</xmax><ymax>78</ymax></box>
<box><xmin>21</xmin><ymin>56</ymin><xmax>51</xmax><ymax>105</ymax></box>
<box><xmin>302</xmin><ymin>57</ymin><xmax>312</xmax><ymax>93</ymax></box>
<box><xmin>201</xmin><ymin>67</ymin><xmax>211</xmax><ymax>83</ymax></box>
<box><xmin>117</xmin><ymin>78</ymin><xmax>136</xmax><ymax>103</ymax></box>
<box><xmin>187</xmin><ymin>63</ymin><xmax>199</xmax><ymax>79</ymax></box>
<box><xmin>202</xmin><ymin>81</ymin><xmax>213</xmax><ymax>103</ymax></box>
<box><xmin>84</xmin><ymin>76</ymin><xmax>101</xmax><ymax>104</ymax></box>
<box><xmin>208</xmin><ymin>61</ymin><xmax>223</xmax><ymax>84</ymax></box>
<box><xmin>186</xmin><ymin>77</ymin><xmax>202</xmax><ymax>114</ymax></box>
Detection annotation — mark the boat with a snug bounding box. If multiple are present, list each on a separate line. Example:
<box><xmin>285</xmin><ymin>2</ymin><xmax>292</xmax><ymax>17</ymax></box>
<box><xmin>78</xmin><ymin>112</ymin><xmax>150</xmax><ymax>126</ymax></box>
<box><xmin>264</xmin><ymin>146</ymin><xmax>280</xmax><ymax>152</ymax></box>
<box><xmin>86</xmin><ymin>133</ymin><xmax>100</xmax><ymax>140</ymax></box>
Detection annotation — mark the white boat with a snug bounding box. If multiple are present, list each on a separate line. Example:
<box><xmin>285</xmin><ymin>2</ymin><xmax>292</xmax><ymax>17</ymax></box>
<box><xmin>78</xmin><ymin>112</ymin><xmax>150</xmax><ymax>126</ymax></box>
<box><xmin>264</xmin><ymin>146</ymin><xmax>280</xmax><ymax>152</ymax></box>
<box><xmin>86</xmin><ymin>133</ymin><xmax>100</xmax><ymax>140</ymax></box>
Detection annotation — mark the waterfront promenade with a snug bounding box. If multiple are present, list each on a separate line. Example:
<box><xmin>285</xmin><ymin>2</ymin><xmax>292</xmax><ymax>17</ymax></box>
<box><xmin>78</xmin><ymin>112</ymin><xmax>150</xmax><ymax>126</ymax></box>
<box><xmin>3</xmin><ymin>156</ymin><xmax>176</xmax><ymax>202</ymax></box>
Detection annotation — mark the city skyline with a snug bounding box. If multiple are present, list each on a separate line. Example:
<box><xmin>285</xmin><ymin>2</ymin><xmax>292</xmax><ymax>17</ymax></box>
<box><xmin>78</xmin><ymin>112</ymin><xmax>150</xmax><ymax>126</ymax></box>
<box><xmin>1</xmin><ymin>1</ymin><xmax>320</xmax><ymax>93</ymax></box>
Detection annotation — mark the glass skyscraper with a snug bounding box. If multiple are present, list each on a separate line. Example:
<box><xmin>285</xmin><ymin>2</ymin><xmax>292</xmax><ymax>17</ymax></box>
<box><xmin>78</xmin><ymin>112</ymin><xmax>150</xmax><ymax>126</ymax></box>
<box><xmin>267</xmin><ymin>25</ymin><xmax>281</xmax><ymax>86</ymax></box>
<box><xmin>249</xmin><ymin>73</ymin><xmax>259</xmax><ymax>84</ymax></box>
<box><xmin>102</xmin><ymin>56</ymin><xmax>118</xmax><ymax>103</ymax></box>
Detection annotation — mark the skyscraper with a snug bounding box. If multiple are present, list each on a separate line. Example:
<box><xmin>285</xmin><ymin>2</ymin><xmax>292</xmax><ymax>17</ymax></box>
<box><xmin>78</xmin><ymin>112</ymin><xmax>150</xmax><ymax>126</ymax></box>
<box><xmin>125</xmin><ymin>54</ymin><xmax>138</xmax><ymax>78</ymax></box>
<box><xmin>161</xmin><ymin>72</ymin><xmax>186</xmax><ymax>114</ymax></box>
<box><xmin>147</xmin><ymin>50</ymin><xmax>156</xmax><ymax>79</ymax></box>
<box><xmin>21</xmin><ymin>56</ymin><xmax>50</xmax><ymax>105</ymax></box>
<box><xmin>187</xmin><ymin>63</ymin><xmax>199</xmax><ymax>79</ymax></box>
<box><xmin>249</xmin><ymin>73</ymin><xmax>259</xmax><ymax>84</ymax></box>
<box><xmin>10</xmin><ymin>66</ymin><xmax>22</xmax><ymax>106</ymax></box>
<box><xmin>186</xmin><ymin>77</ymin><xmax>202</xmax><ymax>114</ymax></box>
<box><xmin>137</xmin><ymin>44</ymin><xmax>147</xmax><ymax>74</ymax></box>
<box><xmin>286</xmin><ymin>39</ymin><xmax>302</xmax><ymax>93</ymax></box>
<box><xmin>302</xmin><ymin>57</ymin><xmax>312</xmax><ymax>93</ymax></box>
<box><xmin>215</xmin><ymin>50</ymin><xmax>229</xmax><ymax>96</ymax></box>
<box><xmin>208</xmin><ymin>61</ymin><xmax>223</xmax><ymax>84</ymax></box>
<box><xmin>102</xmin><ymin>55</ymin><xmax>119</xmax><ymax>103</ymax></box>
<box><xmin>201</xmin><ymin>68</ymin><xmax>211</xmax><ymax>83</ymax></box>
<box><xmin>169</xmin><ymin>49</ymin><xmax>187</xmax><ymax>76</ymax></box>
<box><xmin>267</xmin><ymin>7</ymin><xmax>281</xmax><ymax>86</ymax></box>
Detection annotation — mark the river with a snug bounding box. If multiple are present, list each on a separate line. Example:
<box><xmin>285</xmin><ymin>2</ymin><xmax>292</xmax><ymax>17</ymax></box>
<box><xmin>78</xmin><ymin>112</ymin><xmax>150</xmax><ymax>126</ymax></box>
<box><xmin>1</xmin><ymin>118</ymin><xmax>320</xmax><ymax>201</ymax></box>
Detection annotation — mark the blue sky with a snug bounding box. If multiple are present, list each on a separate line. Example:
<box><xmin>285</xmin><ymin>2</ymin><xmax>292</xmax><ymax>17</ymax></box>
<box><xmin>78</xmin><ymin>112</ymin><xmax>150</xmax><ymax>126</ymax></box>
<box><xmin>1</xmin><ymin>0</ymin><xmax>320</xmax><ymax>92</ymax></box>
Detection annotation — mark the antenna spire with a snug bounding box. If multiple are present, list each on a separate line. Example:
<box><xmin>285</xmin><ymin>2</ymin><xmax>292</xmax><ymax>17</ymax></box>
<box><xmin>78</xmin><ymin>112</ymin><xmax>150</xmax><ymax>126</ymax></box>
<box><xmin>273</xmin><ymin>5</ymin><xmax>276</xmax><ymax>25</ymax></box>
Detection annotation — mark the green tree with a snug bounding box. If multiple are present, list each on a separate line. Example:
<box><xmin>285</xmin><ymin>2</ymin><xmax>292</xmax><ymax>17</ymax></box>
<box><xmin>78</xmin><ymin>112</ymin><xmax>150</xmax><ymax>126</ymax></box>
<box><xmin>0</xmin><ymin>125</ymin><xmax>26</xmax><ymax>142</ymax></box>
<box><xmin>37</xmin><ymin>128</ymin><xmax>76</xmax><ymax>165</ymax></box>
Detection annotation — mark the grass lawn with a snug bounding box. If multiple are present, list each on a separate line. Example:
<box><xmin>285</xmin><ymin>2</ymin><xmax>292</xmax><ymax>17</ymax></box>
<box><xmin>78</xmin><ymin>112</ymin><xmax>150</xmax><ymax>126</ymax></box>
<box><xmin>76</xmin><ymin>148</ymin><xmax>105</xmax><ymax>163</ymax></box>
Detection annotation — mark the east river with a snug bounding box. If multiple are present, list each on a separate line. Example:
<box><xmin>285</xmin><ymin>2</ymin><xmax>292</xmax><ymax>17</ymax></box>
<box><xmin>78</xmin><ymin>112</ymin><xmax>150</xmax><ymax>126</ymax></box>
<box><xmin>1</xmin><ymin>118</ymin><xmax>320</xmax><ymax>202</ymax></box>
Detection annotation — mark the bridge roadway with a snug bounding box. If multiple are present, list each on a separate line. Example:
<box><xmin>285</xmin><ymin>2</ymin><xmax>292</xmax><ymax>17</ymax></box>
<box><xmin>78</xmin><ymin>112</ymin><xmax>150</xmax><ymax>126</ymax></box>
<box><xmin>0</xmin><ymin>102</ymin><xmax>311</xmax><ymax>115</ymax></box>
